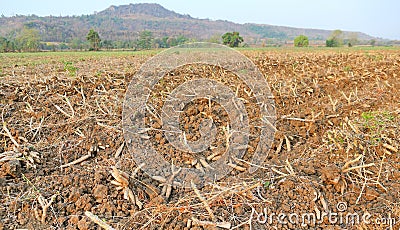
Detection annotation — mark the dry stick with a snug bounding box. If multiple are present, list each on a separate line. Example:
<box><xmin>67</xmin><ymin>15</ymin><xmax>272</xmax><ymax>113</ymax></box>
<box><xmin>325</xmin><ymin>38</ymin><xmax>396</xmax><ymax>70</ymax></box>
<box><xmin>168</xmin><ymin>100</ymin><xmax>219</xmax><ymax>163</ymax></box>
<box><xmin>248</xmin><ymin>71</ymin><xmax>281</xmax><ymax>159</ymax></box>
<box><xmin>60</xmin><ymin>94</ymin><xmax>75</xmax><ymax>117</ymax></box>
<box><xmin>187</xmin><ymin>219</ymin><xmax>192</xmax><ymax>229</ymax></box>
<box><xmin>326</xmin><ymin>114</ymin><xmax>340</xmax><ymax>119</ymax></box>
<box><xmin>97</xmin><ymin>122</ymin><xmax>122</xmax><ymax>132</ymax></box>
<box><xmin>227</xmin><ymin>162</ymin><xmax>246</xmax><ymax>172</ymax></box>
<box><xmin>60</xmin><ymin>153</ymin><xmax>91</xmax><ymax>168</ymax></box>
<box><xmin>111</xmin><ymin>167</ymin><xmax>129</xmax><ymax>186</ymax></box>
<box><xmin>233</xmin><ymin>157</ymin><xmax>281</xmax><ymax>170</ymax></box>
<box><xmin>319</xmin><ymin>194</ymin><xmax>329</xmax><ymax>213</ymax></box>
<box><xmin>342</xmin><ymin>163</ymin><xmax>375</xmax><ymax>173</ymax></box>
<box><xmin>131</xmin><ymin>163</ymin><xmax>145</xmax><ymax>178</ymax></box>
<box><xmin>328</xmin><ymin>95</ymin><xmax>338</xmax><ymax>111</ymax></box>
<box><xmin>376</xmin><ymin>154</ymin><xmax>386</xmax><ymax>183</ymax></box>
<box><xmin>284</xmin><ymin>135</ymin><xmax>291</xmax><ymax>152</ymax></box>
<box><xmin>256</xmin><ymin>185</ymin><xmax>270</xmax><ymax>203</ymax></box>
<box><xmin>31</xmin><ymin>116</ymin><xmax>44</xmax><ymax>141</ymax></box>
<box><xmin>207</xmin><ymin>152</ymin><xmax>220</xmax><ymax>161</ymax></box>
<box><xmin>342</xmin><ymin>155</ymin><xmax>363</xmax><ymax>171</ymax></box>
<box><xmin>355</xmin><ymin>177</ymin><xmax>368</xmax><ymax>205</ymax></box>
<box><xmin>2</xmin><ymin>122</ymin><xmax>20</xmax><ymax>148</ymax></box>
<box><xmin>281</xmin><ymin>117</ymin><xmax>314</xmax><ymax>122</ymax></box>
<box><xmin>191</xmin><ymin>217</ymin><xmax>231</xmax><ymax>229</ymax></box>
<box><xmin>285</xmin><ymin>159</ymin><xmax>295</xmax><ymax>175</ymax></box>
<box><xmin>74</xmin><ymin>86</ymin><xmax>86</xmax><ymax>105</ymax></box>
<box><xmin>261</xmin><ymin>116</ymin><xmax>278</xmax><ymax>132</ymax></box>
<box><xmin>114</xmin><ymin>142</ymin><xmax>125</xmax><ymax>158</ymax></box>
<box><xmin>237</xmin><ymin>181</ymin><xmax>262</xmax><ymax>195</ymax></box>
<box><xmin>191</xmin><ymin>180</ymin><xmax>216</xmax><ymax>221</ymax></box>
<box><xmin>271</xmin><ymin>167</ymin><xmax>289</xmax><ymax>177</ymax></box>
<box><xmin>0</xmin><ymin>151</ymin><xmax>23</xmax><ymax>162</ymax></box>
<box><xmin>85</xmin><ymin>211</ymin><xmax>115</xmax><ymax>230</ymax></box>
<box><xmin>54</xmin><ymin>104</ymin><xmax>73</xmax><ymax>118</ymax></box>
<box><xmin>383</xmin><ymin>143</ymin><xmax>398</xmax><ymax>153</ymax></box>
<box><xmin>275</xmin><ymin>138</ymin><xmax>284</xmax><ymax>154</ymax></box>
<box><xmin>165</xmin><ymin>163</ymin><xmax>182</xmax><ymax>199</ymax></box>
<box><xmin>207</xmin><ymin>184</ymin><xmax>243</xmax><ymax>202</ymax></box>
<box><xmin>95</xmin><ymin>99</ymin><xmax>108</xmax><ymax>115</ymax></box>
<box><xmin>340</xmin><ymin>91</ymin><xmax>353</xmax><ymax>105</ymax></box>
<box><xmin>145</xmin><ymin>104</ymin><xmax>159</xmax><ymax>119</ymax></box>
<box><xmin>38</xmin><ymin>194</ymin><xmax>58</xmax><ymax>224</ymax></box>
<box><xmin>347</xmin><ymin>119</ymin><xmax>360</xmax><ymax>133</ymax></box>
<box><xmin>374</xmin><ymin>181</ymin><xmax>388</xmax><ymax>192</ymax></box>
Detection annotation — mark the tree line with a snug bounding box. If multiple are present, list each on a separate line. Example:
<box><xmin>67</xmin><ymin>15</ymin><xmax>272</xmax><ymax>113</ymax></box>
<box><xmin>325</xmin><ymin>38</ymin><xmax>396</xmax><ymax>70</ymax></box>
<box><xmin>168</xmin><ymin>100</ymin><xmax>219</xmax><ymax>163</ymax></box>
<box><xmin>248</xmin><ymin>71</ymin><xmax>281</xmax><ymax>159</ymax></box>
<box><xmin>0</xmin><ymin>27</ymin><xmax>193</xmax><ymax>52</ymax></box>
<box><xmin>294</xmin><ymin>30</ymin><xmax>378</xmax><ymax>47</ymax></box>
<box><xmin>0</xmin><ymin>27</ymin><xmax>383</xmax><ymax>52</ymax></box>
<box><xmin>1</xmin><ymin>28</ymin><xmax>246</xmax><ymax>52</ymax></box>
<box><xmin>0</xmin><ymin>27</ymin><xmax>40</xmax><ymax>52</ymax></box>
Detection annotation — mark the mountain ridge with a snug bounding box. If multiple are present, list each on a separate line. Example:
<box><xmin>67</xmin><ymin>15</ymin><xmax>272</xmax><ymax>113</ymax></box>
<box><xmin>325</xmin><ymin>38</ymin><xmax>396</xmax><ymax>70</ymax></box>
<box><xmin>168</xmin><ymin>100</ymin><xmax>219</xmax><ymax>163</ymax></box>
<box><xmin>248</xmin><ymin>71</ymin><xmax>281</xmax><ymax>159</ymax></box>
<box><xmin>0</xmin><ymin>3</ymin><xmax>379</xmax><ymax>46</ymax></box>
<box><xmin>98</xmin><ymin>3</ymin><xmax>192</xmax><ymax>19</ymax></box>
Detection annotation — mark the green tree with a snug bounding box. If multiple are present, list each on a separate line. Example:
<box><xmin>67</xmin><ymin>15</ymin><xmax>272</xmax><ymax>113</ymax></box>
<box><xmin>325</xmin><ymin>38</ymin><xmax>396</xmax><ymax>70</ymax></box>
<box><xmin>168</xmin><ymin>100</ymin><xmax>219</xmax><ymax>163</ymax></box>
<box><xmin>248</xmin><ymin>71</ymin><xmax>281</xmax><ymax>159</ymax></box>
<box><xmin>86</xmin><ymin>29</ymin><xmax>101</xmax><ymax>51</ymax></box>
<box><xmin>0</xmin><ymin>37</ymin><xmax>8</xmax><ymax>52</ymax></box>
<box><xmin>222</xmin><ymin>32</ymin><xmax>243</xmax><ymax>47</ymax></box>
<box><xmin>16</xmin><ymin>28</ymin><xmax>40</xmax><ymax>52</ymax></box>
<box><xmin>326</xmin><ymin>29</ymin><xmax>343</xmax><ymax>47</ymax></box>
<box><xmin>101</xmin><ymin>40</ymin><xmax>113</xmax><ymax>50</ymax></box>
<box><xmin>154</xmin><ymin>36</ymin><xmax>169</xmax><ymax>48</ymax></box>
<box><xmin>136</xmin><ymin>30</ymin><xmax>153</xmax><ymax>50</ymax></box>
<box><xmin>294</xmin><ymin>35</ymin><xmax>309</xmax><ymax>47</ymax></box>
<box><xmin>175</xmin><ymin>35</ymin><xmax>189</xmax><ymax>45</ymax></box>
<box><xmin>59</xmin><ymin>43</ymin><xmax>69</xmax><ymax>50</ymax></box>
<box><xmin>0</xmin><ymin>36</ymin><xmax>15</xmax><ymax>52</ymax></box>
<box><xmin>369</xmin><ymin>39</ymin><xmax>376</xmax><ymax>47</ymax></box>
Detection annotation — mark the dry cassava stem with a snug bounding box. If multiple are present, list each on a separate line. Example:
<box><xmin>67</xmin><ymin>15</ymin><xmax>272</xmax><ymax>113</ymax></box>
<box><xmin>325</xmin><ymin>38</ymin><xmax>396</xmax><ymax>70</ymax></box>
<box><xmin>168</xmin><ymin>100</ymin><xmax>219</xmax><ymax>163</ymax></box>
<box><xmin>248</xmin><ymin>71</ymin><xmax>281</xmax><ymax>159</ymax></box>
<box><xmin>2</xmin><ymin>122</ymin><xmax>20</xmax><ymax>148</ymax></box>
<box><xmin>342</xmin><ymin>154</ymin><xmax>363</xmax><ymax>171</ymax></box>
<box><xmin>191</xmin><ymin>217</ymin><xmax>231</xmax><ymax>229</ymax></box>
<box><xmin>85</xmin><ymin>211</ymin><xmax>115</xmax><ymax>230</ymax></box>
<box><xmin>114</xmin><ymin>142</ymin><xmax>124</xmax><ymax>158</ymax></box>
<box><xmin>227</xmin><ymin>162</ymin><xmax>246</xmax><ymax>172</ymax></box>
<box><xmin>37</xmin><ymin>194</ymin><xmax>57</xmax><ymax>224</ymax></box>
<box><xmin>342</xmin><ymin>163</ymin><xmax>375</xmax><ymax>173</ymax></box>
<box><xmin>60</xmin><ymin>153</ymin><xmax>91</xmax><ymax>168</ymax></box>
<box><xmin>191</xmin><ymin>180</ymin><xmax>215</xmax><ymax>221</ymax></box>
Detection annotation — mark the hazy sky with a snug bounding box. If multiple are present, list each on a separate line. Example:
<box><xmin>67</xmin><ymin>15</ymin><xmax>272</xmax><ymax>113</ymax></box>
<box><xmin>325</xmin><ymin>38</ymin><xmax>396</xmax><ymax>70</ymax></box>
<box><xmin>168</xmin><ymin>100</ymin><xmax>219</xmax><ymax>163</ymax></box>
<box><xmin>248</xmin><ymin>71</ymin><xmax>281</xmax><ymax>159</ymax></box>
<box><xmin>1</xmin><ymin>0</ymin><xmax>399</xmax><ymax>39</ymax></box>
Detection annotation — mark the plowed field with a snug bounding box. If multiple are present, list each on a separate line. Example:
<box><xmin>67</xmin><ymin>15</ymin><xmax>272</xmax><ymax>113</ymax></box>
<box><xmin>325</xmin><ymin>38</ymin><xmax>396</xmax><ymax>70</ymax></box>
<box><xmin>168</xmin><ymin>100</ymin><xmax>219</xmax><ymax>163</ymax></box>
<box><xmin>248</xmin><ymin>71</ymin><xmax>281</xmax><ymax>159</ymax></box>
<box><xmin>1</xmin><ymin>48</ymin><xmax>399</xmax><ymax>229</ymax></box>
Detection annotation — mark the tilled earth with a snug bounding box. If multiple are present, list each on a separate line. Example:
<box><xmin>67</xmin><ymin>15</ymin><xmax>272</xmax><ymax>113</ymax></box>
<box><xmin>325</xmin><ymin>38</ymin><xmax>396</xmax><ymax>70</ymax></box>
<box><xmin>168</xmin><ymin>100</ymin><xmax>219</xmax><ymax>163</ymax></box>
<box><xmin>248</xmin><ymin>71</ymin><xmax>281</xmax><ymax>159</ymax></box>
<box><xmin>0</xmin><ymin>49</ymin><xmax>399</xmax><ymax>229</ymax></box>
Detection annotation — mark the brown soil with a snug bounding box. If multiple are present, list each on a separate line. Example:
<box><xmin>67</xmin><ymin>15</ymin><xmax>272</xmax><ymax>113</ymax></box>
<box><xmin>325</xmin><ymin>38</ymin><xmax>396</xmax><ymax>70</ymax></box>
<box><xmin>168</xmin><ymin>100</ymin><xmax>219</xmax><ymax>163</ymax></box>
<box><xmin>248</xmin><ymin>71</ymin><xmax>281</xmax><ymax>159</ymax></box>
<box><xmin>146</xmin><ymin>64</ymin><xmax>261</xmax><ymax>170</ymax></box>
<box><xmin>0</xmin><ymin>49</ymin><xmax>399</xmax><ymax>229</ymax></box>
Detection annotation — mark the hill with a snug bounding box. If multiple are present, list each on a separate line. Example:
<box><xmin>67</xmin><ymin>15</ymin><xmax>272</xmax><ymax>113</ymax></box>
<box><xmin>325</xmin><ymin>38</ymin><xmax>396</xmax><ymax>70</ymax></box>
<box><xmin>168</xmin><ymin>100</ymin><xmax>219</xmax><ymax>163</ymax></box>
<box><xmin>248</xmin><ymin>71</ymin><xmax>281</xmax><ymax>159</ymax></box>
<box><xmin>0</xmin><ymin>3</ymin><xmax>378</xmax><ymax>47</ymax></box>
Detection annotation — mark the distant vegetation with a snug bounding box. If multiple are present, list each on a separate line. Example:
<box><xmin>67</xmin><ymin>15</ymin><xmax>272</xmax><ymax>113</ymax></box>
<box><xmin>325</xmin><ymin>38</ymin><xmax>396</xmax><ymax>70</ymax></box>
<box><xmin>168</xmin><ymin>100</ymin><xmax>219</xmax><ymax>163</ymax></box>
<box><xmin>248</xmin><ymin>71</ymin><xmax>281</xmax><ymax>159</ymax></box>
<box><xmin>0</xmin><ymin>3</ymin><xmax>397</xmax><ymax>52</ymax></box>
<box><xmin>0</xmin><ymin>27</ymin><xmax>191</xmax><ymax>52</ymax></box>
<box><xmin>294</xmin><ymin>35</ymin><xmax>309</xmax><ymax>47</ymax></box>
<box><xmin>326</xmin><ymin>30</ymin><xmax>344</xmax><ymax>47</ymax></box>
<box><xmin>222</xmin><ymin>32</ymin><xmax>244</xmax><ymax>47</ymax></box>
<box><xmin>86</xmin><ymin>29</ymin><xmax>101</xmax><ymax>51</ymax></box>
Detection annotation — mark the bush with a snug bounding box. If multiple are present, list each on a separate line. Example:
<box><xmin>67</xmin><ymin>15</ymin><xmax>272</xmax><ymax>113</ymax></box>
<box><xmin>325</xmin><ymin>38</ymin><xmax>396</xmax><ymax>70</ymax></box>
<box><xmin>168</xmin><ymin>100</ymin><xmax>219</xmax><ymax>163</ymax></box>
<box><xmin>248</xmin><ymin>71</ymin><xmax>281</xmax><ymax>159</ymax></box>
<box><xmin>222</xmin><ymin>32</ymin><xmax>243</xmax><ymax>47</ymax></box>
<box><xmin>326</xmin><ymin>38</ymin><xmax>340</xmax><ymax>47</ymax></box>
<box><xmin>326</xmin><ymin>30</ymin><xmax>343</xmax><ymax>47</ymax></box>
<box><xmin>294</xmin><ymin>35</ymin><xmax>309</xmax><ymax>47</ymax></box>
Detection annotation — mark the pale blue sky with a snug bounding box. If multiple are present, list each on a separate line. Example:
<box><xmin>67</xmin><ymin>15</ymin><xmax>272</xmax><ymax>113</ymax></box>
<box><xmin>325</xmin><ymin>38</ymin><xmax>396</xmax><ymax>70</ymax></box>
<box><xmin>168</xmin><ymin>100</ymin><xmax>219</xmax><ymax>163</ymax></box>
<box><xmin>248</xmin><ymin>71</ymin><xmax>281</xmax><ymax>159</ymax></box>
<box><xmin>1</xmin><ymin>0</ymin><xmax>399</xmax><ymax>39</ymax></box>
